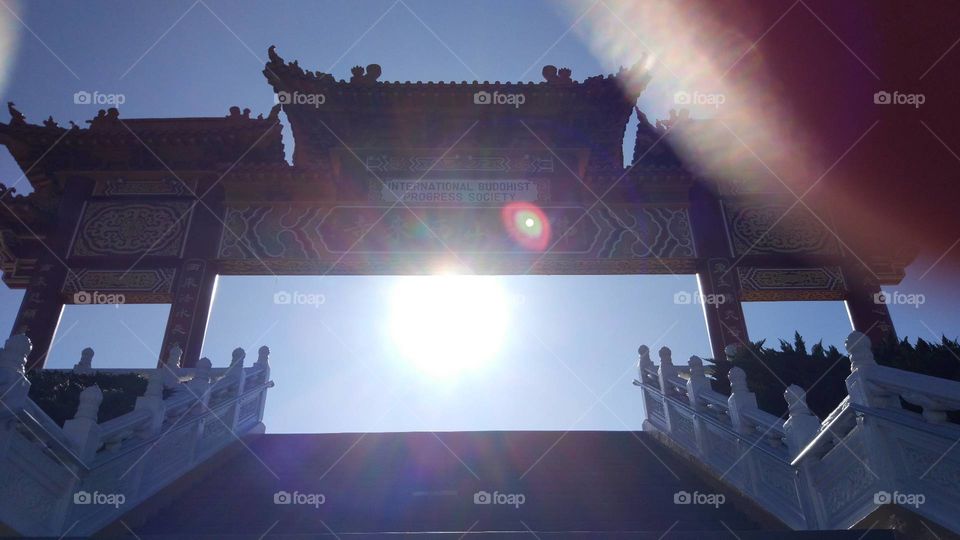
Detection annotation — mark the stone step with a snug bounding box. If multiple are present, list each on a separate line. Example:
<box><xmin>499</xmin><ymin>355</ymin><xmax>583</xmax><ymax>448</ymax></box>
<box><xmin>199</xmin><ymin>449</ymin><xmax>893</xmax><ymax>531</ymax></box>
<box><xmin>115</xmin><ymin>432</ymin><xmax>890</xmax><ymax>538</ymax></box>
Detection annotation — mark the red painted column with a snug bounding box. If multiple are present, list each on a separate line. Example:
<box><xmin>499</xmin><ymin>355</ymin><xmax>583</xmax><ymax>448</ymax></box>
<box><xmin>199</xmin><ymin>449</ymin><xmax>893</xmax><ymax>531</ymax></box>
<box><xmin>844</xmin><ymin>264</ymin><xmax>897</xmax><ymax>346</ymax></box>
<box><xmin>13</xmin><ymin>261</ymin><xmax>67</xmax><ymax>370</ymax></box>
<box><xmin>689</xmin><ymin>182</ymin><xmax>750</xmax><ymax>361</ymax></box>
<box><xmin>698</xmin><ymin>258</ymin><xmax>750</xmax><ymax>360</ymax></box>
<box><xmin>157</xmin><ymin>186</ymin><xmax>224</xmax><ymax>368</ymax></box>
<box><xmin>11</xmin><ymin>177</ymin><xmax>92</xmax><ymax>370</ymax></box>
<box><xmin>159</xmin><ymin>259</ymin><xmax>218</xmax><ymax>368</ymax></box>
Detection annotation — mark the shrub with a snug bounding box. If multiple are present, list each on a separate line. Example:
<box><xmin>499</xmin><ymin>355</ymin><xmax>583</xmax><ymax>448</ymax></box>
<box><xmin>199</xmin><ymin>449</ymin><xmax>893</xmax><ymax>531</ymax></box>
<box><xmin>706</xmin><ymin>333</ymin><xmax>960</xmax><ymax>420</ymax></box>
<box><xmin>26</xmin><ymin>371</ymin><xmax>152</xmax><ymax>427</ymax></box>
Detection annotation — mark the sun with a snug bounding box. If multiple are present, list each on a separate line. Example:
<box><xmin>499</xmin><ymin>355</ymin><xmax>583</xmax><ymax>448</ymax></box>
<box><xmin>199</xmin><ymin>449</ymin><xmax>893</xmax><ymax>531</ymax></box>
<box><xmin>389</xmin><ymin>274</ymin><xmax>509</xmax><ymax>377</ymax></box>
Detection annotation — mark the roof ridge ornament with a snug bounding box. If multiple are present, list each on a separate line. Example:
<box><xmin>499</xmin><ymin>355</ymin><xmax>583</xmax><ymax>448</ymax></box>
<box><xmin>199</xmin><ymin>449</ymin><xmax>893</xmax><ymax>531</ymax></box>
<box><xmin>86</xmin><ymin>107</ymin><xmax>121</xmax><ymax>130</ymax></box>
<box><xmin>7</xmin><ymin>102</ymin><xmax>25</xmax><ymax>126</ymax></box>
<box><xmin>350</xmin><ymin>64</ymin><xmax>381</xmax><ymax>84</ymax></box>
<box><xmin>542</xmin><ymin>65</ymin><xmax>573</xmax><ymax>84</ymax></box>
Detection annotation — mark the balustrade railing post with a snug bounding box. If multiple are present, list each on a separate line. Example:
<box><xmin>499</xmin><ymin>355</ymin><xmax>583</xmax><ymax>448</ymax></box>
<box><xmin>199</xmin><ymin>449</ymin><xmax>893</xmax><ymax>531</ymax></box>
<box><xmin>657</xmin><ymin>346</ymin><xmax>677</xmax><ymax>395</ymax></box>
<box><xmin>0</xmin><ymin>334</ymin><xmax>32</xmax><ymax>412</ymax></box>
<box><xmin>187</xmin><ymin>357</ymin><xmax>212</xmax><ymax>408</ymax></box>
<box><xmin>657</xmin><ymin>346</ymin><xmax>677</xmax><ymax>432</ymax></box>
<box><xmin>844</xmin><ymin>331</ymin><xmax>896</xmax><ymax>409</ymax></box>
<box><xmin>62</xmin><ymin>385</ymin><xmax>103</xmax><ymax>462</ymax></box>
<box><xmin>135</xmin><ymin>368</ymin><xmax>166</xmax><ymax>437</ymax></box>
<box><xmin>224</xmin><ymin>348</ymin><xmax>246</xmax><ymax>429</ymax></box>
<box><xmin>161</xmin><ymin>343</ymin><xmax>184</xmax><ymax>391</ymax></box>
<box><xmin>253</xmin><ymin>346</ymin><xmax>271</xmax><ymax>423</ymax></box>
<box><xmin>686</xmin><ymin>355</ymin><xmax>708</xmax><ymax>410</ymax></box>
<box><xmin>72</xmin><ymin>347</ymin><xmax>95</xmax><ymax>375</ymax></box>
<box><xmin>636</xmin><ymin>345</ymin><xmax>653</xmax><ymax>385</ymax></box>
<box><xmin>727</xmin><ymin>366</ymin><xmax>758</xmax><ymax>435</ymax></box>
<box><xmin>687</xmin><ymin>355</ymin><xmax>710</xmax><ymax>457</ymax></box>
<box><xmin>783</xmin><ymin>385</ymin><xmax>819</xmax><ymax>459</ymax></box>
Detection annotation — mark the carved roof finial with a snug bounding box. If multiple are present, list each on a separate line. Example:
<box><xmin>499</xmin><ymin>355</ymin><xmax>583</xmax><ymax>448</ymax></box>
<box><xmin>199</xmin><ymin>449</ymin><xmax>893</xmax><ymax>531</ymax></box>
<box><xmin>7</xmin><ymin>102</ymin><xmax>25</xmax><ymax>126</ymax></box>
<box><xmin>542</xmin><ymin>65</ymin><xmax>558</xmax><ymax>83</ymax></box>
<box><xmin>267</xmin><ymin>45</ymin><xmax>281</xmax><ymax>64</ymax></box>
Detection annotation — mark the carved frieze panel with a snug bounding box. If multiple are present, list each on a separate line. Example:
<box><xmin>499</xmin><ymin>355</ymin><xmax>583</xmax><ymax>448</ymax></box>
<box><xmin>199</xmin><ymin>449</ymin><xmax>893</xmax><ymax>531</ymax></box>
<box><xmin>62</xmin><ymin>268</ymin><xmax>175</xmax><ymax>294</ymax></box>
<box><xmin>70</xmin><ymin>201</ymin><xmax>192</xmax><ymax>257</ymax></box>
<box><xmin>360</xmin><ymin>153</ymin><xmax>556</xmax><ymax>174</ymax></box>
<box><xmin>368</xmin><ymin>179</ymin><xmax>551</xmax><ymax>205</ymax></box>
<box><xmin>738</xmin><ymin>266</ymin><xmax>847</xmax><ymax>301</ymax></box>
<box><xmin>218</xmin><ymin>204</ymin><xmax>696</xmax><ymax>263</ymax></box>
<box><xmin>93</xmin><ymin>177</ymin><xmax>192</xmax><ymax>196</ymax></box>
<box><xmin>723</xmin><ymin>201</ymin><xmax>841</xmax><ymax>257</ymax></box>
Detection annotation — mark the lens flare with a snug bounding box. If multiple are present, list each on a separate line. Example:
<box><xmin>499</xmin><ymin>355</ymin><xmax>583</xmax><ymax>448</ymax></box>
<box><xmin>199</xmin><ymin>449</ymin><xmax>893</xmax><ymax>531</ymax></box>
<box><xmin>389</xmin><ymin>275</ymin><xmax>508</xmax><ymax>378</ymax></box>
<box><xmin>502</xmin><ymin>202</ymin><xmax>550</xmax><ymax>251</ymax></box>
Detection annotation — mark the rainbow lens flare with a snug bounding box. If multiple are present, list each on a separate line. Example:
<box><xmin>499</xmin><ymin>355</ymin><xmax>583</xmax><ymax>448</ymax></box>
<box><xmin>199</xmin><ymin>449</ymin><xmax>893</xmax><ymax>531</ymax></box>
<box><xmin>502</xmin><ymin>202</ymin><xmax>550</xmax><ymax>251</ymax></box>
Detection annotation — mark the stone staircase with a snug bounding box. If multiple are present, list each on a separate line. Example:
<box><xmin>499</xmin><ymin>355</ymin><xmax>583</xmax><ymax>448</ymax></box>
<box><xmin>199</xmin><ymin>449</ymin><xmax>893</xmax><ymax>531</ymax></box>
<box><xmin>103</xmin><ymin>431</ymin><xmax>895</xmax><ymax>539</ymax></box>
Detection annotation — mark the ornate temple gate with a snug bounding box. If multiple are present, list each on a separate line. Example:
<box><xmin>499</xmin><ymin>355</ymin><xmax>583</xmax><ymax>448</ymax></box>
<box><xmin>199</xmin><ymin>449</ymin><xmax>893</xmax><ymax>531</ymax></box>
<box><xmin>0</xmin><ymin>48</ymin><xmax>911</xmax><ymax>369</ymax></box>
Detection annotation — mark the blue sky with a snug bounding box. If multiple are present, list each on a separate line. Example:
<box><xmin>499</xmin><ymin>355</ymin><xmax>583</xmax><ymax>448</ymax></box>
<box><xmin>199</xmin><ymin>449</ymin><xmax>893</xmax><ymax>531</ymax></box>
<box><xmin>0</xmin><ymin>0</ymin><xmax>956</xmax><ymax>433</ymax></box>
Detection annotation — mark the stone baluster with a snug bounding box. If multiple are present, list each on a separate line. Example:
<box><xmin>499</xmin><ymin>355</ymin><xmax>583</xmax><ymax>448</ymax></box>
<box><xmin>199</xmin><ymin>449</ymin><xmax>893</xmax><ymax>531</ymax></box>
<box><xmin>657</xmin><ymin>346</ymin><xmax>677</xmax><ymax>397</ymax></box>
<box><xmin>63</xmin><ymin>385</ymin><xmax>103</xmax><ymax>461</ymax></box>
<box><xmin>135</xmin><ymin>367</ymin><xmax>166</xmax><ymax>436</ymax></box>
<box><xmin>228</xmin><ymin>347</ymin><xmax>246</xmax><ymax>396</ymax></box>
<box><xmin>72</xmin><ymin>347</ymin><xmax>95</xmax><ymax>375</ymax></box>
<box><xmin>687</xmin><ymin>356</ymin><xmax>709</xmax><ymax>410</ymax></box>
<box><xmin>187</xmin><ymin>357</ymin><xmax>212</xmax><ymax>404</ymax></box>
<box><xmin>255</xmin><ymin>346</ymin><xmax>270</xmax><ymax>370</ymax></box>
<box><xmin>636</xmin><ymin>345</ymin><xmax>654</xmax><ymax>385</ymax></box>
<box><xmin>844</xmin><ymin>331</ymin><xmax>896</xmax><ymax>409</ymax></box>
<box><xmin>0</xmin><ymin>334</ymin><xmax>32</xmax><ymax>409</ymax></box>
<box><xmin>255</xmin><ymin>345</ymin><xmax>271</xmax><ymax>384</ymax></box>
<box><xmin>783</xmin><ymin>385</ymin><xmax>820</xmax><ymax>459</ymax></box>
<box><xmin>728</xmin><ymin>367</ymin><xmax>758</xmax><ymax>434</ymax></box>
<box><xmin>161</xmin><ymin>343</ymin><xmax>184</xmax><ymax>391</ymax></box>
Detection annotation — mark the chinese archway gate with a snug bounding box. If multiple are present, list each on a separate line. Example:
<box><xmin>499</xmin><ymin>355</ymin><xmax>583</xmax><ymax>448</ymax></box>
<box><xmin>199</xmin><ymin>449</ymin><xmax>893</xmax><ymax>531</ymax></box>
<box><xmin>0</xmin><ymin>47</ymin><xmax>914</xmax><ymax>370</ymax></box>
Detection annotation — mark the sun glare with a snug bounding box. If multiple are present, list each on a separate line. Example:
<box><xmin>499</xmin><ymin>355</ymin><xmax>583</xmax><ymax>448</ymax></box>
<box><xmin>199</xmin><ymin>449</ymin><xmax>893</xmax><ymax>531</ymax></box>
<box><xmin>390</xmin><ymin>275</ymin><xmax>509</xmax><ymax>377</ymax></box>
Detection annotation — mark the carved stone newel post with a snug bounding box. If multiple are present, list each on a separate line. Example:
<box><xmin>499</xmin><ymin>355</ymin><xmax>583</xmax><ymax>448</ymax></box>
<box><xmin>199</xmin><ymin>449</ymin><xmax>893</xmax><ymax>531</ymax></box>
<box><xmin>687</xmin><ymin>355</ymin><xmax>708</xmax><ymax>410</ymax></box>
<box><xmin>783</xmin><ymin>384</ymin><xmax>820</xmax><ymax>459</ymax></box>
<box><xmin>63</xmin><ymin>385</ymin><xmax>103</xmax><ymax>461</ymax></box>
<box><xmin>728</xmin><ymin>367</ymin><xmax>758</xmax><ymax>435</ymax></box>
